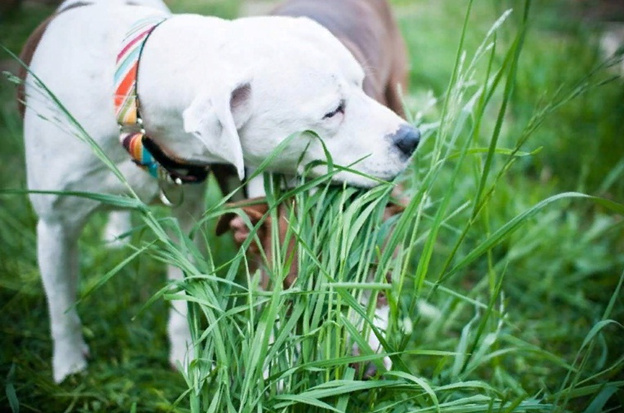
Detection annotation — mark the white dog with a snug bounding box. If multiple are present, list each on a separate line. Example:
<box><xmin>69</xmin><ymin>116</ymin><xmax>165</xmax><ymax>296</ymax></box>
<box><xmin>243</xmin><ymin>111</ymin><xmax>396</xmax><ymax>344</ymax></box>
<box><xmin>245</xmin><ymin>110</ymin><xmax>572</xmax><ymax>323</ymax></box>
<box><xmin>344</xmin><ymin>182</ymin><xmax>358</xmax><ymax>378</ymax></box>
<box><xmin>19</xmin><ymin>0</ymin><xmax>420</xmax><ymax>383</ymax></box>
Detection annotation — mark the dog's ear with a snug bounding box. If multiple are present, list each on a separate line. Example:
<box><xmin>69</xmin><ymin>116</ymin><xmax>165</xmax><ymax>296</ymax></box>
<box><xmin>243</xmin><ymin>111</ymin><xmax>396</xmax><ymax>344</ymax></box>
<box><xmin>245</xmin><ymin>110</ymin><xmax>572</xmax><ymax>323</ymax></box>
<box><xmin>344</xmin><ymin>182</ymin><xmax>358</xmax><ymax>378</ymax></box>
<box><xmin>183</xmin><ymin>78</ymin><xmax>253</xmax><ymax>180</ymax></box>
<box><xmin>383</xmin><ymin>203</ymin><xmax>405</xmax><ymax>220</ymax></box>
<box><xmin>216</xmin><ymin>201</ymin><xmax>269</xmax><ymax>237</ymax></box>
<box><xmin>216</xmin><ymin>203</ymin><xmax>270</xmax><ymax>254</ymax></box>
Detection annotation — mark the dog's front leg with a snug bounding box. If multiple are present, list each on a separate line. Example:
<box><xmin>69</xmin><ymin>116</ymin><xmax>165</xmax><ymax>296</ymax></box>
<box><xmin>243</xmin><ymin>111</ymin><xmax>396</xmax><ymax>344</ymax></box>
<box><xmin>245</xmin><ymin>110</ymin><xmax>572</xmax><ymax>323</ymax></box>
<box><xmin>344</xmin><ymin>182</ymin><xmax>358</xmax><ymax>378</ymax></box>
<box><xmin>350</xmin><ymin>289</ymin><xmax>392</xmax><ymax>379</ymax></box>
<box><xmin>37</xmin><ymin>219</ymin><xmax>89</xmax><ymax>383</ymax></box>
<box><xmin>366</xmin><ymin>293</ymin><xmax>392</xmax><ymax>376</ymax></box>
<box><xmin>166</xmin><ymin>184</ymin><xmax>206</xmax><ymax>371</ymax></box>
<box><xmin>102</xmin><ymin>211</ymin><xmax>132</xmax><ymax>248</ymax></box>
<box><xmin>166</xmin><ymin>263</ymin><xmax>192</xmax><ymax>371</ymax></box>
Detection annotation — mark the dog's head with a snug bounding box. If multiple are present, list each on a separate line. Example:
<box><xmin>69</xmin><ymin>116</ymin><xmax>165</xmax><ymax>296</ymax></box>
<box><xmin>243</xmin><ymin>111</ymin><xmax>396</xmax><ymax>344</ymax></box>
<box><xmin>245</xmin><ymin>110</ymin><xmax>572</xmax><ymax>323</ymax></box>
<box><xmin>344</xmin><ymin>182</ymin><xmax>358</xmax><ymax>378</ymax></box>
<box><xmin>182</xmin><ymin>16</ymin><xmax>420</xmax><ymax>187</ymax></box>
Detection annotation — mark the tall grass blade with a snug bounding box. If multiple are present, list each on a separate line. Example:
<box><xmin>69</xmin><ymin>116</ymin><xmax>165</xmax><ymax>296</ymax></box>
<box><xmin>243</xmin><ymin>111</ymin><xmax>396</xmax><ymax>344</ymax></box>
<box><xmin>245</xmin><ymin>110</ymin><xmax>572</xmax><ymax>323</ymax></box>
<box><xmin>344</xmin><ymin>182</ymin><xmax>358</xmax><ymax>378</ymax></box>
<box><xmin>5</xmin><ymin>364</ymin><xmax>19</xmax><ymax>413</ymax></box>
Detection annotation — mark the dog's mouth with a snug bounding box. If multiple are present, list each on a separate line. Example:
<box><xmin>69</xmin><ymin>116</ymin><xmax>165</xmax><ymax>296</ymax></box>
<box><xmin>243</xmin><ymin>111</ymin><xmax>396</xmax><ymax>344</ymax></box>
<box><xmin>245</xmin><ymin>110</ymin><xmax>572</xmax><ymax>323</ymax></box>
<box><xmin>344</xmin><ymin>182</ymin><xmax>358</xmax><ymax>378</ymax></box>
<box><xmin>142</xmin><ymin>137</ymin><xmax>211</xmax><ymax>184</ymax></box>
<box><xmin>301</xmin><ymin>160</ymin><xmax>405</xmax><ymax>188</ymax></box>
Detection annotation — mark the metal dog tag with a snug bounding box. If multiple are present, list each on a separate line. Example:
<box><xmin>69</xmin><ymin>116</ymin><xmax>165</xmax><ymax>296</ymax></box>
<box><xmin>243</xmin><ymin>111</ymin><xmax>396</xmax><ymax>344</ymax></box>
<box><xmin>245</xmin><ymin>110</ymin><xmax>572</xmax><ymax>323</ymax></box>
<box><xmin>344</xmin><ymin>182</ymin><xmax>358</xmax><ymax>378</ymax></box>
<box><xmin>158</xmin><ymin>169</ymin><xmax>184</xmax><ymax>207</ymax></box>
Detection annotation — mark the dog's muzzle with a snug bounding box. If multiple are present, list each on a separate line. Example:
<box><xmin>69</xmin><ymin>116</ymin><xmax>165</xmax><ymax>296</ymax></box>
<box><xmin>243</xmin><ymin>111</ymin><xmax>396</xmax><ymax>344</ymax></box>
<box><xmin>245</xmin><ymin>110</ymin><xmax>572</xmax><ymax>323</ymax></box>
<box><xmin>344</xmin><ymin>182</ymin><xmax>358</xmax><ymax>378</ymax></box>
<box><xmin>391</xmin><ymin>124</ymin><xmax>421</xmax><ymax>158</ymax></box>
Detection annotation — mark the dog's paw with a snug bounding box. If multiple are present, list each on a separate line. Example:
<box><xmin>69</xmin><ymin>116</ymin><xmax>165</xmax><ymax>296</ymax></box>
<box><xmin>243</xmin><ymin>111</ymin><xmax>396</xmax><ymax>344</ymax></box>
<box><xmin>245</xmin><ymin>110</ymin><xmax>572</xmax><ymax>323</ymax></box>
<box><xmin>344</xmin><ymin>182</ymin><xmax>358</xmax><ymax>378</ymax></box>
<box><xmin>351</xmin><ymin>343</ymin><xmax>392</xmax><ymax>379</ymax></box>
<box><xmin>360</xmin><ymin>358</ymin><xmax>392</xmax><ymax>379</ymax></box>
<box><xmin>52</xmin><ymin>338</ymin><xmax>90</xmax><ymax>383</ymax></box>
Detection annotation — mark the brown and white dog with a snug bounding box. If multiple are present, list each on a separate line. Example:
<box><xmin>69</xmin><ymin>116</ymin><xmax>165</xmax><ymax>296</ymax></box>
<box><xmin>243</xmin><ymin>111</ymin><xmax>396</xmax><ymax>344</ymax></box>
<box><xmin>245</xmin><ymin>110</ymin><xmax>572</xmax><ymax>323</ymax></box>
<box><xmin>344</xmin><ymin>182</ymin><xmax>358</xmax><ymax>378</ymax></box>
<box><xmin>18</xmin><ymin>0</ymin><xmax>419</xmax><ymax>383</ymax></box>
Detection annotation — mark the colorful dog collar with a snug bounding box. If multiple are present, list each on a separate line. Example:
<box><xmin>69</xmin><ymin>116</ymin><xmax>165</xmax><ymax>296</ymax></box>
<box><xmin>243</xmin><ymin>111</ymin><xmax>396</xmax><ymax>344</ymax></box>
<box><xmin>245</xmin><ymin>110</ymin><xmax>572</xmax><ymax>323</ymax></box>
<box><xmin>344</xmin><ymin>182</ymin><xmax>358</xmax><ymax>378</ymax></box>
<box><xmin>114</xmin><ymin>15</ymin><xmax>166</xmax><ymax>178</ymax></box>
<box><xmin>114</xmin><ymin>15</ymin><xmax>209</xmax><ymax>185</ymax></box>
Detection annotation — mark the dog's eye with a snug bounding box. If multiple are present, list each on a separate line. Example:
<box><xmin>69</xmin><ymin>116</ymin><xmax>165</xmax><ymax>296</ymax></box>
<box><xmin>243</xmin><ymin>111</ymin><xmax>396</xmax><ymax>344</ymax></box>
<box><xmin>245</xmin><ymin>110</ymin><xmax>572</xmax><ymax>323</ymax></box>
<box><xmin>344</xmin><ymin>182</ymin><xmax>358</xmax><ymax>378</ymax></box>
<box><xmin>323</xmin><ymin>100</ymin><xmax>345</xmax><ymax>120</ymax></box>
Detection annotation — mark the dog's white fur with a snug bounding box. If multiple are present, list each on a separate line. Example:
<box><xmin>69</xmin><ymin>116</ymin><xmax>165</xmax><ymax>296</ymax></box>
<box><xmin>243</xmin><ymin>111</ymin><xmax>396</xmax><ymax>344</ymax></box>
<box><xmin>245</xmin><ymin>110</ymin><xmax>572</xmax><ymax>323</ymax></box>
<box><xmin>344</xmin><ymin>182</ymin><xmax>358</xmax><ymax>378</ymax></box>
<box><xmin>23</xmin><ymin>0</ymin><xmax>413</xmax><ymax>382</ymax></box>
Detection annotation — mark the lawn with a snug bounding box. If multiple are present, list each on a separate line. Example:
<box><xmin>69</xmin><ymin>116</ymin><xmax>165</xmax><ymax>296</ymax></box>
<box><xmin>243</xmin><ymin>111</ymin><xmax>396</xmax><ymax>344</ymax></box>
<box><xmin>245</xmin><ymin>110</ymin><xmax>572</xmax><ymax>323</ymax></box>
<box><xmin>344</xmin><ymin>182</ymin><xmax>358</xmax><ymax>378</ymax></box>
<box><xmin>1</xmin><ymin>0</ymin><xmax>623</xmax><ymax>412</ymax></box>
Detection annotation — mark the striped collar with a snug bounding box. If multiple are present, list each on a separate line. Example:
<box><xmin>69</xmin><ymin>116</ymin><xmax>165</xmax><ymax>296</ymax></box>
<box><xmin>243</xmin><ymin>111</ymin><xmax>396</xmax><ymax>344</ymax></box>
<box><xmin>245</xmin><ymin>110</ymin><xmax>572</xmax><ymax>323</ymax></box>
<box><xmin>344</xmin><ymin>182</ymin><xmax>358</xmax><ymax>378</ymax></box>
<box><xmin>114</xmin><ymin>15</ymin><xmax>209</xmax><ymax>185</ymax></box>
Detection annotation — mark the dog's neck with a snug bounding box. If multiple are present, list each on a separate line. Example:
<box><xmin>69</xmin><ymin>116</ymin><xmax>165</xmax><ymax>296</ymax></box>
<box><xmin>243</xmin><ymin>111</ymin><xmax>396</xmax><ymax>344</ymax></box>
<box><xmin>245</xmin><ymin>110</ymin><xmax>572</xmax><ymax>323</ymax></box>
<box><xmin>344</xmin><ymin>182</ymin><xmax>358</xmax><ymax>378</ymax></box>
<box><xmin>114</xmin><ymin>15</ymin><xmax>210</xmax><ymax>185</ymax></box>
<box><xmin>128</xmin><ymin>15</ymin><xmax>245</xmax><ymax>170</ymax></box>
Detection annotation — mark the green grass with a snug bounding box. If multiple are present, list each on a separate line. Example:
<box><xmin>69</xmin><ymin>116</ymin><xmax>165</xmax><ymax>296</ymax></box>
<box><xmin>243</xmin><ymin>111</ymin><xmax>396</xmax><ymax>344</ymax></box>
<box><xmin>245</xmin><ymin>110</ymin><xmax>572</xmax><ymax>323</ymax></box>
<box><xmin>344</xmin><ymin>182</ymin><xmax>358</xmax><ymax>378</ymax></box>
<box><xmin>1</xmin><ymin>0</ymin><xmax>624</xmax><ymax>412</ymax></box>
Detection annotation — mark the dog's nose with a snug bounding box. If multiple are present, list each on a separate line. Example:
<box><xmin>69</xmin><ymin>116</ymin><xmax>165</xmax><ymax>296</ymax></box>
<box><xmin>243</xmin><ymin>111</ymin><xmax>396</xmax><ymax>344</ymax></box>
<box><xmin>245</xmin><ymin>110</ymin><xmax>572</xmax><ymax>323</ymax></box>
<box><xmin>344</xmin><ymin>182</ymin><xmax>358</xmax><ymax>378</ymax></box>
<box><xmin>391</xmin><ymin>124</ymin><xmax>420</xmax><ymax>157</ymax></box>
